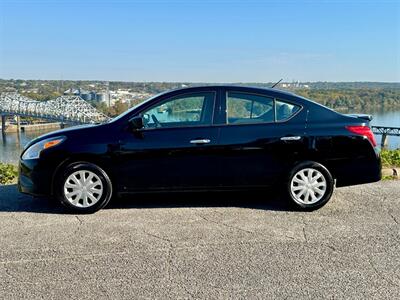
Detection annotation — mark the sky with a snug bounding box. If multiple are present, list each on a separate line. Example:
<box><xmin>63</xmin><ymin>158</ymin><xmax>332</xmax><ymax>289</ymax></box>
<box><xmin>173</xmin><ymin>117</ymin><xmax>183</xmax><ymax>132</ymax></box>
<box><xmin>0</xmin><ymin>0</ymin><xmax>399</xmax><ymax>82</ymax></box>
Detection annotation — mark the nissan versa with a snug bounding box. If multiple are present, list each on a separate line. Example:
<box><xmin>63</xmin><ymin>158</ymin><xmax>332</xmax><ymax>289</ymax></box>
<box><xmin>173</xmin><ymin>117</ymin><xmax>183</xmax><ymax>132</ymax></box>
<box><xmin>19</xmin><ymin>86</ymin><xmax>381</xmax><ymax>213</ymax></box>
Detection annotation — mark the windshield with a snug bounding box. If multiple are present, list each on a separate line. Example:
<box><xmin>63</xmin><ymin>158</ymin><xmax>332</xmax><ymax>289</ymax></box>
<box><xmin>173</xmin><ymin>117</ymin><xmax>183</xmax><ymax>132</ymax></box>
<box><xmin>108</xmin><ymin>92</ymin><xmax>163</xmax><ymax>123</ymax></box>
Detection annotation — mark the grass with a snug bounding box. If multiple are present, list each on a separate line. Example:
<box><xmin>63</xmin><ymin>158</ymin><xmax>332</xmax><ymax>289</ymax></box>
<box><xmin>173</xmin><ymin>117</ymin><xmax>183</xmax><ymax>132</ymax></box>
<box><xmin>381</xmin><ymin>149</ymin><xmax>400</xmax><ymax>168</ymax></box>
<box><xmin>0</xmin><ymin>163</ymin><xmax>18</xmax><ymax>185</ymax></box>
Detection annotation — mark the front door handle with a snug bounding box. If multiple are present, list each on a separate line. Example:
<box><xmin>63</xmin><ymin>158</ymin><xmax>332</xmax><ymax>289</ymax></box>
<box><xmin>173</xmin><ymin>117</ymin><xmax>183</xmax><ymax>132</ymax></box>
<box><xmin>280</xmin><ymin>136</ymin><xmax>301</xmax><ymax>141</ymax></box>
<box><xmin>190</xmin><ymin>139</ymin><xmax>211</xmax><ymax>145</ymax></box>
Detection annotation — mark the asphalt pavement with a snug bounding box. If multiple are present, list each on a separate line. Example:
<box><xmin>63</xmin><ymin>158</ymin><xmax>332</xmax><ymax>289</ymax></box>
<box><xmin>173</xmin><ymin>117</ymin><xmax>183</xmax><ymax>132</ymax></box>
<box><xmin>0</xmin><ymin>181</ymin><xmax>399</xmax><ymax>299</ymax></box>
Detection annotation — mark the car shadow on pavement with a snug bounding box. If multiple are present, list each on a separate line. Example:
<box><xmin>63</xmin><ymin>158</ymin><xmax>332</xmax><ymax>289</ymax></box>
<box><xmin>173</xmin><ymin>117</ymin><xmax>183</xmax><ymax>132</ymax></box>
<box><xmin>110</xmin><ymin>190</ymin><xmax>291</xmax><ymax>212</ymax></box>
<box><xmin>0</xmin><ymin>184</ymin><xmax>292</xmax><ymax>214</ymax></box>
<box><xmin>0</xmin><ymin>184</ymin><xmax>65</xmax><ymax>214</ymax></box>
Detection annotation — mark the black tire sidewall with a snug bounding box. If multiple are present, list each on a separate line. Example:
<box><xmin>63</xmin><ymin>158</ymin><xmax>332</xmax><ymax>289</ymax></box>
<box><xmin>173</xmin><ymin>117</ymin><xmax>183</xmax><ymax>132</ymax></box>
<box><xmin>286</xmin><ymin>161</ymin><xmax>334</xmax><ymax>210</ymax></box>
<box><xmin>56</xmin><ymin>162</ymin><xmax>113</xmax><ymax>213</ymax></box>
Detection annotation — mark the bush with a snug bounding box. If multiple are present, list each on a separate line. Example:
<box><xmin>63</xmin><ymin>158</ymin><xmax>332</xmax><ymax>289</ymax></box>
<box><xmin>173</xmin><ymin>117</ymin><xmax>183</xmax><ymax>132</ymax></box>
<box><xmin>0</xmin><ymin>163</ymin><xmax>18</xmax><ymax>185</ymax></box>
<box><xmin>381</xmin><ymin>149</ymin><xmax>400</xmax><ymax>168</ymax></box>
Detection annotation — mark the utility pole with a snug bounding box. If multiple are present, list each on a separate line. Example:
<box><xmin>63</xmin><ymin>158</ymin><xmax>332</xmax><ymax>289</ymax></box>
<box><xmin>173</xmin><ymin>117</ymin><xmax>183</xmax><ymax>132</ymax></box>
<box><xmin>1</xmin><ymin>115</ymin><xmax>5</xmax><ymax>135</ymax></box>
<box><xmin>16</xmin><ymin>115</ymin><xmax>20</xmax><ymax>132</ymax></box>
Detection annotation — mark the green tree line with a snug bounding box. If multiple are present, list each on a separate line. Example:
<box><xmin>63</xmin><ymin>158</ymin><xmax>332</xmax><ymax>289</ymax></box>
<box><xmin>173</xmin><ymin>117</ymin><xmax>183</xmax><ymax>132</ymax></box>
<box><xmin>295</xmin><ymin>89</ymin><xmax>400</xmax><ymax>111</ymax></box>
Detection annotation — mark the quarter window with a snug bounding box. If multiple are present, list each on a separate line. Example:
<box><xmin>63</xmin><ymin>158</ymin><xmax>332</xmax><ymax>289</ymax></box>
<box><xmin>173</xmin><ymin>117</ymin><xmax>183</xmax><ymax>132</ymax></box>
<box><xmin>276</xmin><ymin>100</ymin><xmax>300</xmax><ymax>121</ymax></box>
<box><xmin>141</xmin><ymin>92</ymin><xmax>214</xmax><ymax>128</ymax></box>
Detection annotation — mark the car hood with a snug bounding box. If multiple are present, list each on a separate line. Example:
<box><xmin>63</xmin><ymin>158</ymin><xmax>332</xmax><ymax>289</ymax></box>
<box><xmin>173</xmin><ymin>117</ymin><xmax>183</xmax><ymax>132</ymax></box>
<box><xmin>23</xmin><ymin>123</ymin><xmax>99</xmax><ymax>150</ymax></box>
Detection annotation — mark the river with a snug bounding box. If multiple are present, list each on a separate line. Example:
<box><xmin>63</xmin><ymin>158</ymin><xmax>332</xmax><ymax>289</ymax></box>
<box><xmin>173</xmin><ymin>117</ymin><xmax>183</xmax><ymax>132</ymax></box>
<box><xmin>1</xmin><ymin>109</ymin><xmax>399</xmax><ymax>164</ymax></box>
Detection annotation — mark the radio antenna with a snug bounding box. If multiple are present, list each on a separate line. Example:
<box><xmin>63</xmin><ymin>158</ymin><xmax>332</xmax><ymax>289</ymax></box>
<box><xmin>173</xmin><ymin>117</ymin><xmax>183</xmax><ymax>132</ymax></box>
<box><xmin>271</xmin><ymin>79</ymin><xmax>283</xmax><ymax>88</ymax></box>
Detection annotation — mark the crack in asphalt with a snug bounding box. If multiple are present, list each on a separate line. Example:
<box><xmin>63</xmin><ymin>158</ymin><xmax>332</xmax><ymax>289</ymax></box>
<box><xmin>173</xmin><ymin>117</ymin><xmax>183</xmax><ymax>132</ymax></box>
<box><xmin>75</xmin><ymin>216</ymin><xmax>84</xmax><ymax>225</ymax></box>
<box><xmin>9</xmin><ymin>214</ymin><xmax>24</xmax><ymax>225</ymax></box>
<box><xmin>141</xmin><ymin>232</ymin><xmax>197</xmax><ymax>299</ymax></box>
<box><xmin>168</xmin><ymin>246</ymin><xmax>196</xmax><ymax>299</ymax></box>
<box><xmin>299</xmin><ymin>215</ymin><xmax>335</xmax><ymax>287</ymax></box>
<box><xmin>140</xmin><ymin>222</ymin><xmax>245</xmax><ymax>298</ymax></box>
<box><xmin>377</xmin><ymin>195</ymin><xmax>400</xmax><ymax>245</ymax></box>
<box><xmin>141</xmin><ymin>230</ymin><xmax>172</xmax><ymax>243</ymax></box>
<box><xmin>3</xmin><ymin>265</ymin><xmax>14</xmax><ymax>280</ymax></box>
<box><xmin>193</xmin><ymin>211</ymin><xmax>254</xmax><ymax>234</ymax></box>
<box><xmin>363</xmin><ymin>193</ymin><xmax>400</xmax><ymax>245</ymax></box>
<box><xmin>0</xmin><ymin>251</ymin><xmax>132</xmax><ymax>265</ymax></box>
<box><xmin>388</xmin><ymin>210</ymin><xmax>399</xmax><ymax>225</ymax></box>
<box><xmin>366</xmin><ymin>254</ymin><xmax>399</xmax><ymax>288</ymax></box>
<box><xmin>165</xmin><ymin>241</ymin><xmax>174</xmax><ymax>290</ymax></box>
<box><xmin>73</xmin><ymin>215</ymin><xmax>85</xmax><ymax>235</ymax></box>
<box><xmin>0</xmin><ymin>239</ymin><xmax>312</xmax><ymax>266</ymax></box>
<box><xmin>324</xmin><ymin>244</ymin><xmax>337</xmax><ymax>252</ymax></box>
<box><xmin>139</xmin><ymin>229</ymin><xmax>196</xmax><ymax>297</ymax></box>
<box><xmin>301</xmin><ymin>216</ymin><xmax>308</xmax><ymax>244</ymax></box>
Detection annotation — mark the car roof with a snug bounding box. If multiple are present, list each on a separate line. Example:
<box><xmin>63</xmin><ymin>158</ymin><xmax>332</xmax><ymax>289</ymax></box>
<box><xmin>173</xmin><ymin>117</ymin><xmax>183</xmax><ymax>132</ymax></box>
<box><xmin>165</xmin><ymin>84</ymin><xmax>298</xmax><ymax>98</ymax></box>
<box><xmin>111</xmin><ymin>84</ymin><xmax>335</xmax><ymax>124</ymax></box>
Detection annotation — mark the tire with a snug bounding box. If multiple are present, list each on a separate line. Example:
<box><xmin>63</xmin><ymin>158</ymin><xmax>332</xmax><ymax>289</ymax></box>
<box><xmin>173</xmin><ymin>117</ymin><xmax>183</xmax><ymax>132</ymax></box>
<box><xmin>286</xmin><ymin>161</ymin><xmax>334</xmax><ymax>211</ymax></box>
<box><xmin>55</xmin><ymin>162</ymin><xmax>113</xmax><ymax>213</ymax></box>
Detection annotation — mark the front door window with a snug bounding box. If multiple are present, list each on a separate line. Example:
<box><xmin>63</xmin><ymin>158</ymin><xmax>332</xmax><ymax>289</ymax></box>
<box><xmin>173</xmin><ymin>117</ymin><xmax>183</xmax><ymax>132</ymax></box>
<box><xmin>141</xmin><ymin>92</ymin><xmax>215</xmax><ymax>128</ymax></box>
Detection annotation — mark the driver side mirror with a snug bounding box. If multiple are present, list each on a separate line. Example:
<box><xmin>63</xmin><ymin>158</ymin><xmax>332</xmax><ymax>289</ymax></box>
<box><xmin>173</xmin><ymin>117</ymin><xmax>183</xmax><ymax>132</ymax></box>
<box><xmin>128</xmin><ymin>116</ymin><xmax>144</xmax><ymax>131</ymax></box>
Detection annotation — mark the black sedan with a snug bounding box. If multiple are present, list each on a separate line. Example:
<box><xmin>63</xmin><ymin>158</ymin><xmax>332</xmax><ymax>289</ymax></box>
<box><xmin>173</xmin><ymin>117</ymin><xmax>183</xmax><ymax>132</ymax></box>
<box><xmin>19</xmin><ymin>85</ymin><xmax>381</xmax><ymax>213</ymax></box>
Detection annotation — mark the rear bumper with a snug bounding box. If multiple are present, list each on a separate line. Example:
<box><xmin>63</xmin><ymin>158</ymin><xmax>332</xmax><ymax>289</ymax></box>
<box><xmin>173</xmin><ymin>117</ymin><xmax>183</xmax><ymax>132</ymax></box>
<box><xmin>333</xmin><ymin>150</ymin><xmax>382</xmax><ymax>187</ymax></box>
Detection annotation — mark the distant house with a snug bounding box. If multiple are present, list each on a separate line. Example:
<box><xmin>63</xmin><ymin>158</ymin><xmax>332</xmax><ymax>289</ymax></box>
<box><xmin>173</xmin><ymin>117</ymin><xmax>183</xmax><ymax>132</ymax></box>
<box><xmin>64</xmin><ymin>88</ymin><xmax>99</xmax><ymax>101</ymax></box>
<box><xmin>63</xmin><ymin>88</ymin><xmax>81</xmax><ymax>95</ymax></box>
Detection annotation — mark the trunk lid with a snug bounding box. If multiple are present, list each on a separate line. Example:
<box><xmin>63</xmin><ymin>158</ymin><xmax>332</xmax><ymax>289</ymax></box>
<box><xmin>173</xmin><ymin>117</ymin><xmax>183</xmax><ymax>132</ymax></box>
<box><xmin>344</xmin><ymin>114</ymin><xmax>373</xmax><ymax>122</ymax></box>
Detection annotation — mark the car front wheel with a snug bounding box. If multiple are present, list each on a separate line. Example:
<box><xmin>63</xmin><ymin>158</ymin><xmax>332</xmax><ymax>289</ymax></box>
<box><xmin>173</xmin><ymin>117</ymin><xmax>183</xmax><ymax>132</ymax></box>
<box><xmin>56</xmin><ymin>162</ymin><xmax>113</xmax><ymax>213</ymax></box>
<box><xmin>287</xmin><ymin>161</ymin><xmax>334</xmax><ymax>210</ymax></box>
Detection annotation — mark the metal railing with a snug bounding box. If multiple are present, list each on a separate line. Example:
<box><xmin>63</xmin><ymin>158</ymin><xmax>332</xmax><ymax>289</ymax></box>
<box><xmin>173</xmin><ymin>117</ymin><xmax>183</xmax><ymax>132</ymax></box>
<box><xmin>371</xmin><ymin>126</ymin><xmax>400</xmax><ymax>148</ymax></box>
<box><xmin>372</xmin><ymin>126</ymin><xmax>400</xmax><ymax>137</ymax></box>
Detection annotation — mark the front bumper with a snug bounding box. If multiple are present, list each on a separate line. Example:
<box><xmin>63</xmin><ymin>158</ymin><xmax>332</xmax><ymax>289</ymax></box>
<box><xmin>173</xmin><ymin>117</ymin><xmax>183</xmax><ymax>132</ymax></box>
<box><xmin>18</xmin><ymin>159</ymin><xmax>54</xmax><ymax>196</ymax></box>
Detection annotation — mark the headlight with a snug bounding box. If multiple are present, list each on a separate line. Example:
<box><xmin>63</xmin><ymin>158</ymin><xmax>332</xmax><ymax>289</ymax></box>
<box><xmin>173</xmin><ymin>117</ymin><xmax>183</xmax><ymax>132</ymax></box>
<box><xmin>22</xmin><ymin>136</ymin><xmax>66</xmax><ymax>160</ymax></box>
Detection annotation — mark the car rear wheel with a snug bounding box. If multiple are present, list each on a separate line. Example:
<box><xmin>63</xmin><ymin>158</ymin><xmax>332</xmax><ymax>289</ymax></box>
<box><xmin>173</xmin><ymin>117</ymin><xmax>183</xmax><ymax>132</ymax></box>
<box><xmin>56</xmin><ymin>162</ymin><xmax>113</xmax><ymax>213</ymax></box>
<box><xmin>287</xmin><ymin>161</ymin><xmax>334</xmax><ymax>210</ymax></box>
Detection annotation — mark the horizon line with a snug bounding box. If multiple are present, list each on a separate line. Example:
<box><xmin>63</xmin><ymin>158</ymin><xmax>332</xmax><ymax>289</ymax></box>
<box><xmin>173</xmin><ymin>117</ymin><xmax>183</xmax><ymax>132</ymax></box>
<box><xmin>1</xmin><ymin>78</ymin><xmax>400</xmax><ymax>84</ymax></box>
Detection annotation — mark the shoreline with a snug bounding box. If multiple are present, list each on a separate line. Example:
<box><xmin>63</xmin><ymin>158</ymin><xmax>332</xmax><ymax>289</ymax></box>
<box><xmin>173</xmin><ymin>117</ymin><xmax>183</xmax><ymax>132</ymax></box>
<box><xmin>1</xmin><ymin>122</ymin><xmax>62</xmax><ymax>133</ymax></box>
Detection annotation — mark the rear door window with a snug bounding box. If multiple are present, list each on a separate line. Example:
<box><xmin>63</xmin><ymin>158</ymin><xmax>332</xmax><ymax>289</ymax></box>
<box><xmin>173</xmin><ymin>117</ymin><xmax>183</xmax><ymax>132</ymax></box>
<box><xmin>227</xmin><ymin>92</ymin><xmax>274</xmax><ymax>124</ymax></box>
<box><xmin>226</xmin><ymin>91</ymin><xmax>301</xmax><ymax>124</ymax></box>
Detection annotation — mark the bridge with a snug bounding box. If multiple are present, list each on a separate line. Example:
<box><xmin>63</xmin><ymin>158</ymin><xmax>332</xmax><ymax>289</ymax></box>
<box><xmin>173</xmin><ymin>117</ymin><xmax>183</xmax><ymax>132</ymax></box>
<box><xmin>0</xmin><ymin>92</ymin><xmax>110</xmax><ymax>133</ymax></box>
<box><xmin>372</xmin><ymin>126</ymin><xmax>400</xmax><ymax>148</ymax></box>
<box><xmin>372</xmin><ymin>126</ymin><xmax>400</xmax><ymax>137</ymax></box>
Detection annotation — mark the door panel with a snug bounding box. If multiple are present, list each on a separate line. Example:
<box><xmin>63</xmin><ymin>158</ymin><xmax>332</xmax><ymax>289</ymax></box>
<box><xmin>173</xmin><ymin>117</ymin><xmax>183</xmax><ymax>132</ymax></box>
<box><xmin>218</xmin><ymin>123</ymin><xmax>307</xmax><ymax>187</ymax></box>
<box><xmin>116</xmin><ymin>127</ymin><xmax>220</xmax><ymax>191</ymax></box>
<box><xmin>113</xmin><ymin>90</ymin><xmax>220</xmax><ymax>192</ymax></box>
<box><xmin>217</xmin><ymin>90</ymin><xmax>307</xmax><ymax>187</ymax></box>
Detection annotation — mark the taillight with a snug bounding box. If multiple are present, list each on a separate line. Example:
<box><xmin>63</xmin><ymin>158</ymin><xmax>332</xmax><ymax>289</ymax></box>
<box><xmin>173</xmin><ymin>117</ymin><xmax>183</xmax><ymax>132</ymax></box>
<box><xmin>346</xmin><ymin>125</ymin><xmax>377</xmax><ymax>147</ymax></box>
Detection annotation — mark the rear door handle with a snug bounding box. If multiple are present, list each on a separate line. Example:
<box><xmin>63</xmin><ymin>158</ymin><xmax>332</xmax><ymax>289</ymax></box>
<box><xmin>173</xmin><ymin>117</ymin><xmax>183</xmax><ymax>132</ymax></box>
<box><xmin>190</xmin><ymin>139</ymin><xmax>211</xmax><ymax>144</ymax></box>
<box><xmin>280</xmin><ymin>136</ymin><xmax>301</xmax><ymax>141</ymax></box>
